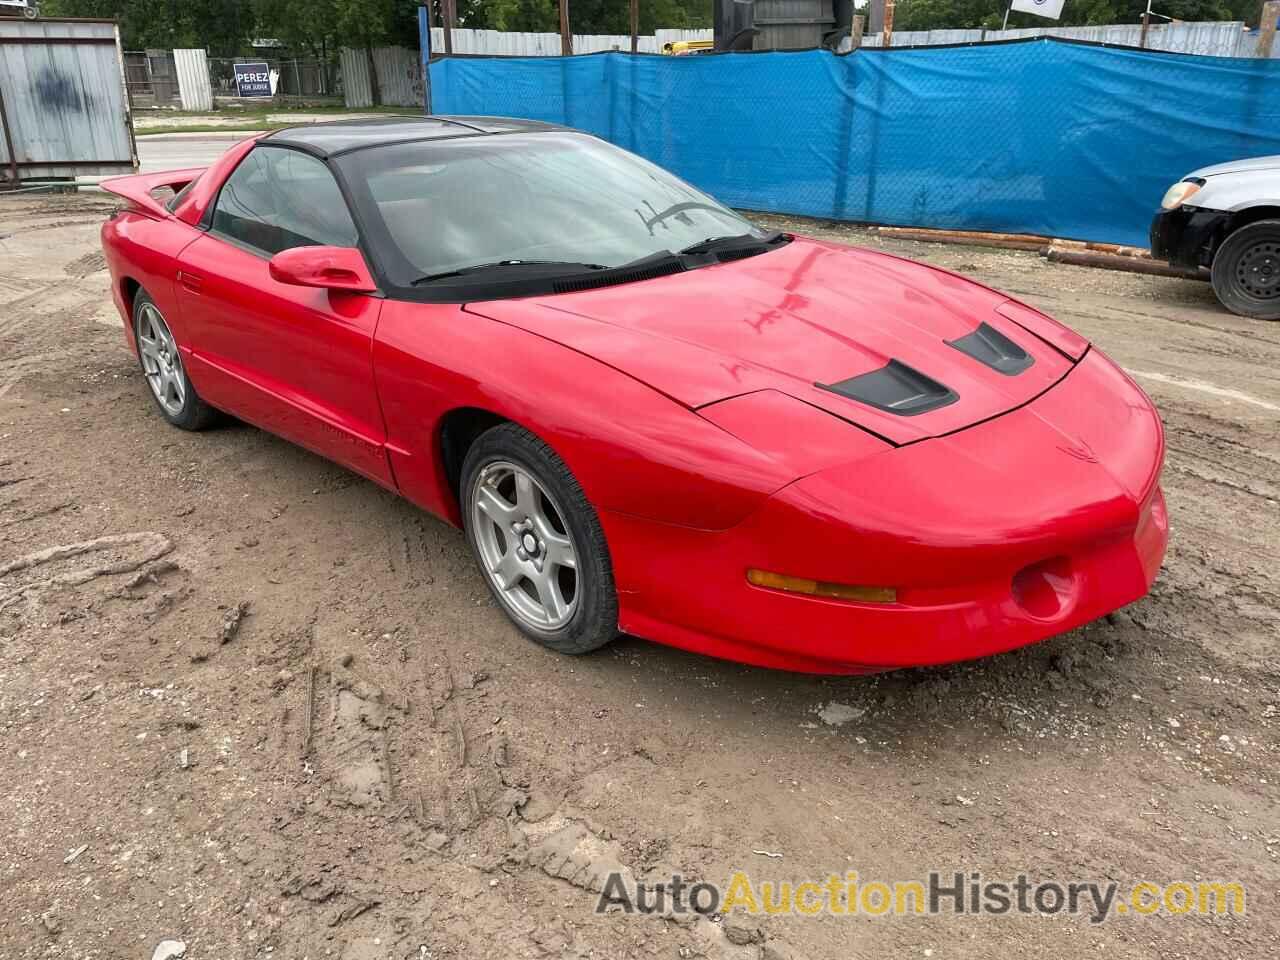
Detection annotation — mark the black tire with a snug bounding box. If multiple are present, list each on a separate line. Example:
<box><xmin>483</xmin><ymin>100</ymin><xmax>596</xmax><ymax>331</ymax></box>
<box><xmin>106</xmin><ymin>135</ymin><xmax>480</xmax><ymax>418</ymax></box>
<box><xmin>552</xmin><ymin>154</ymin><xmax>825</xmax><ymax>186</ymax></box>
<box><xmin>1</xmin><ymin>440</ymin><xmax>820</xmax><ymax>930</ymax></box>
<box><xmin>1210</xmin><ymin>219</ymin><xmax>1280</xmax><ymax>321</ymax></box>
<box><xmin>461</xmin><ymin>422</ymin><xmax>618</xmax><ymax>655</ymax></box>
<box><xmin>132</xmin><ymin>290</ymin><xmax>219</xmax><ymax>430</ymax></box>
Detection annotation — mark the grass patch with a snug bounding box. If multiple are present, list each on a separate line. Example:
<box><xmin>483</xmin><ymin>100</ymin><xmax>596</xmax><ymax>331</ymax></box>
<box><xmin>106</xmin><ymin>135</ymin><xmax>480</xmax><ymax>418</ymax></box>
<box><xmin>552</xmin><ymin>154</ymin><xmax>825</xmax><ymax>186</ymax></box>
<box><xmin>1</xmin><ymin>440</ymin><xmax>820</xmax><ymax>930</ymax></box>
<box><xmin>136</xmin><ymin>123</ymin><xmax>282</xmax><ymax>136</ymax></box>
<box><xmin>134</xmin><ymin>104</ymin><xmax>415</xmax><ymax>121</ymax></box>
<box><xmin>136</xmin><ymin>111</ymin><xmax>421</xmax><ymax>137</ymax></box>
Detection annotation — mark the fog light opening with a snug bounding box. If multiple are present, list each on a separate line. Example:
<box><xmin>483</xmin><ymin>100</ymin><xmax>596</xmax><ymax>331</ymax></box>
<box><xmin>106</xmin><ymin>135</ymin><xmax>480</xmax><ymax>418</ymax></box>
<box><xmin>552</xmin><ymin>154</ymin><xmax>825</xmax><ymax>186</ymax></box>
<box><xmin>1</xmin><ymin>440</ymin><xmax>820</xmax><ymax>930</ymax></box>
<box><xmin>1011</xmin><ymin>556</ymin><xmax>1076</xmax><ymax>619</ymax></box>
<box><xmin>746</xmin><ymin>569</ymin><xmax>897</xmax><ymax>604</ymax></box>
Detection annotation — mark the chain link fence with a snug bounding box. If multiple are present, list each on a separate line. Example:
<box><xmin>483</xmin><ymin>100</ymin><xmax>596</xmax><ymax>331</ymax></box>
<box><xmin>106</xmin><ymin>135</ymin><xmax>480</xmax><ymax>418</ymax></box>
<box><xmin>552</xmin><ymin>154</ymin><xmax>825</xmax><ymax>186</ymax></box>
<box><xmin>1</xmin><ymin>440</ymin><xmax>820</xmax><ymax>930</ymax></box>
<box><xmin>127</xmin><ymin>51</ymin><xmax>342</xmax><ymax>108</ymax></box>
<box><xmin>426</xmin><ymin>38</ymin><xmax>1280</xmax><ymax>248</ymax></box>
<box><xmin>205</xmin><ymin>57</ymin><xmax>342</xmax><ymax>105</ymax></box>
<box><xmin>124</xmin><ymin>50</ymin><xmax>179</xmax><ymax>106</ymax></box>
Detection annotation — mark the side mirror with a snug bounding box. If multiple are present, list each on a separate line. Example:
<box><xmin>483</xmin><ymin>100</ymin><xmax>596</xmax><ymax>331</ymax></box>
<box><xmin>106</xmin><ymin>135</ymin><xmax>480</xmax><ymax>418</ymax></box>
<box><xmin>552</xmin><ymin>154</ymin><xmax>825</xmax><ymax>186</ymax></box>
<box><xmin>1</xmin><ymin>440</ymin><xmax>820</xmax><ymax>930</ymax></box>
<box><xmin>269</xmin><ymin>246</ymin><xmax>377</xmax><ymax>293</ymax></box>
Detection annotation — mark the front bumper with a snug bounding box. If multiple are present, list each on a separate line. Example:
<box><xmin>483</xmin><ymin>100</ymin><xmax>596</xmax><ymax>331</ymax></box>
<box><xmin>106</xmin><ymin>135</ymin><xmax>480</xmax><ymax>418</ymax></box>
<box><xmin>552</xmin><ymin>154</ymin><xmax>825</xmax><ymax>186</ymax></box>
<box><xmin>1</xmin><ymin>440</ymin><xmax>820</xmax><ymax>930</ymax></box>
<box><xmin>1149</xmin><ymin>206</ymin><xmax>1226</xmax><ymax>269</ymax></box>
<box><xmin>605</xmin><ymin>350</ymin><xmax>1168</xmax><ymax>674</ymax></box>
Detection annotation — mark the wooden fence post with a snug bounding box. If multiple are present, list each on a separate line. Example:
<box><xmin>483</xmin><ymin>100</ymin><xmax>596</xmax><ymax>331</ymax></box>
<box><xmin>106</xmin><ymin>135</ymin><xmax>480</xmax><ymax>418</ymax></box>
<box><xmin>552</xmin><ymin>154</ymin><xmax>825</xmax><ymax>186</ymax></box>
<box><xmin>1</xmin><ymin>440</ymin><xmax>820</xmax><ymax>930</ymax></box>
<box><xmin>1258</xmin><ymin>1</ymin><xmax>1280</xmax><ymax>58</ymax></box>
<box><xmin>850</xmin><ymin>13</ymin><xmax>864</xmax><ymax>50</ymax></box>
<box><xmin>560</xmin><ymin>0</ymin><xmax>573</xmax><ymax>56</ymax></box>
<box><xmin>630</xmin><ymin>0</ymin><xmax>639</xmax><ymax>53</ymax></box>
<box><xmin>882</xmin><ymin>0</ymin><xmax>895</xmax><ymax>46</ymax></box>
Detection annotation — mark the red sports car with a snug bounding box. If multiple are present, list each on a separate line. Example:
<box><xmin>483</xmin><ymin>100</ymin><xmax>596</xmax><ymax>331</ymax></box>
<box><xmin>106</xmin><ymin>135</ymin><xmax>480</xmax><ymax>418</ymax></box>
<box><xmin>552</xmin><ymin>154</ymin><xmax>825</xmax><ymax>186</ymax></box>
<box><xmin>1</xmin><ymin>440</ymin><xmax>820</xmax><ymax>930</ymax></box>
<box><xmin>100</xmin><ymin>117</ymin><xmax>1167</xmax><ymax>674</ymax></box>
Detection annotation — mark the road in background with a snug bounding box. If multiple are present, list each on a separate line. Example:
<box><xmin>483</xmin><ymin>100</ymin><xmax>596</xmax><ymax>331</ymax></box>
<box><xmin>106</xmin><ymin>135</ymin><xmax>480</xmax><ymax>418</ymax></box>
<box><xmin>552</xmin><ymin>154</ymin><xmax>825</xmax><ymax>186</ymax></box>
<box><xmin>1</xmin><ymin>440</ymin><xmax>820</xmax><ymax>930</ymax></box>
<box><xmin>136</xmin><ymin>132</ymin><xmax>260</xmax><ymax>172</ymax></box>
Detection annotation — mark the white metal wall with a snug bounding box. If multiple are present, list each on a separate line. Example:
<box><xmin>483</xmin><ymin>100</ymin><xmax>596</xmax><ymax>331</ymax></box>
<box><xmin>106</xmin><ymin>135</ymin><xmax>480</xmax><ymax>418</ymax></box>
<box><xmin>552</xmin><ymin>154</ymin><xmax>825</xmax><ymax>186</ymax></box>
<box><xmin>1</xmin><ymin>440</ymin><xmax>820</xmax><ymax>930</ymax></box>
<box><xmin>341</xmin><ymin>47</ymin><xmax>424</xmax><ymax>108</ymax></box>
<box><xmin>418</xmin><ymin>22</ymin><xmax>1258</xmax><ymax>59</ymax></box>
<box><xmin>340</xmin><ymin>48</ymin><xmax>373</xmax><ymax>108</ymax></box>
<box><xmin>0</xmin><ymin>17</ymin><xmax>136</xmax><ymax>181</ymax></box>
<box><xmin>173</xmin><ymin>48</ymin><xmax>212</xmax><ymax>111</ymax></box>
<box><xmin>426</xmin><ymin>27</ymin><xmax>713</xmax><ymax>57</ymax></box>
<box><xmin>852</xmin><ymin>21</ymin><xmax>1257</xmax><ymax>57</ymax></box>
<box><xmin>372</xmin><ymin>46</ymin><xmax>424</xmax><ymax>106</ymax></box>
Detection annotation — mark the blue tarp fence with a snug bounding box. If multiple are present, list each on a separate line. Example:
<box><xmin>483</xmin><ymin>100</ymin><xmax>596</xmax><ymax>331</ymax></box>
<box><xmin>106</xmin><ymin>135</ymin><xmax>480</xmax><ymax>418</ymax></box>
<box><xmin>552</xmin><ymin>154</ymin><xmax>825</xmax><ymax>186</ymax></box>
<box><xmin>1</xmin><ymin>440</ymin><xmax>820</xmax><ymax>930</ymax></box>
<box><xmin>427</xmin><ymin>39</ymin><xmax>1280</xmax><ymax>247</ymax></box>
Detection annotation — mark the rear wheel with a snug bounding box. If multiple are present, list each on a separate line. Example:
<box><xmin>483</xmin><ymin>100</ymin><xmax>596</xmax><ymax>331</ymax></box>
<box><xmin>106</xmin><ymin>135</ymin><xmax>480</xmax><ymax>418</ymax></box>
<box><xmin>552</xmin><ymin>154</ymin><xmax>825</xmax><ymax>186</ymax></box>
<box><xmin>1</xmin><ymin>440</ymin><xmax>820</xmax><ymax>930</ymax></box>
<box><xmin>461</xmin><ymin>423</ymin><xmax>618</xmax><ymax>655</ymax></box>
<box><xmin>1211</xmin><ymin>219</ymin><xmax>1280</xmax><ymax>321</ymax></box>
<box><xmin>133</xmin><ymin>290</ymin><xmax>218</xmax><ymax>430</ymax></box>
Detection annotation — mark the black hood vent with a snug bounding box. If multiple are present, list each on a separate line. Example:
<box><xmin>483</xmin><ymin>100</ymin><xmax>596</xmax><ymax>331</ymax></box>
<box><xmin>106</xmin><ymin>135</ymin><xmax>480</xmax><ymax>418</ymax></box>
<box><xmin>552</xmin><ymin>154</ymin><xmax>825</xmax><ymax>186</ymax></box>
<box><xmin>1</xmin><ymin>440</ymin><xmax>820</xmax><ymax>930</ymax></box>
<box><xmin>818</xmin><ymin>360</ymin><xmax>959</xmax><ymax>416</ymax></box>
<box><xmin>946</xmin><ymin>322</ymin><xmax>1034</xmax><ymax>376</ymax></box>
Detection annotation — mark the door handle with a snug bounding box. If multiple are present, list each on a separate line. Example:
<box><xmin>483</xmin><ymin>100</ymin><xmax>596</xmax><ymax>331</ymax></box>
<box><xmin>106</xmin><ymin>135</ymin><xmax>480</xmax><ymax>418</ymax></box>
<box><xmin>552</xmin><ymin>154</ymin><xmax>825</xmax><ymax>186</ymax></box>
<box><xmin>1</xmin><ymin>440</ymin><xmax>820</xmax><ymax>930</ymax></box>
<box><xmin>177</xmin><ymin>270</ymin><xmax>203</xmax><ymax>293</ymax></box>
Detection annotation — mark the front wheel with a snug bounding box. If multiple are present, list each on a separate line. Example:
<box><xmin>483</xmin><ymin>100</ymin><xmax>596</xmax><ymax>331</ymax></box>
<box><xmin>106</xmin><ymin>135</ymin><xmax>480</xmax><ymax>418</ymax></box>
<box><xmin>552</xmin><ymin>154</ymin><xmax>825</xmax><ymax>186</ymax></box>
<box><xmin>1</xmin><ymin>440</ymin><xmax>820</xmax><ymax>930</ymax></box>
<box><xmin>1210</xmin><ymin>219</ymin><xmax>1280</xmax><ymax>321</ymax></box>
<box><xmin>461</xmin><ymin>423</ymin><xmax>618</xmax><ymax>655</ymax></box>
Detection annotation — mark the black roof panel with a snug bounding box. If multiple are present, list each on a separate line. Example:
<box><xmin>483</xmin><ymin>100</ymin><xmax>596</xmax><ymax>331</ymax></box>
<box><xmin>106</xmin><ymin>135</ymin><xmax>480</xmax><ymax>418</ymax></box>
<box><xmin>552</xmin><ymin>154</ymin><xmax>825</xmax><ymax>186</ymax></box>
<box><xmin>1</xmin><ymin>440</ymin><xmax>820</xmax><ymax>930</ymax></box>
<box><xmin>264</xmin><ymin>115</ymin><xmax>565</xmax><ymax>157</ymax></box>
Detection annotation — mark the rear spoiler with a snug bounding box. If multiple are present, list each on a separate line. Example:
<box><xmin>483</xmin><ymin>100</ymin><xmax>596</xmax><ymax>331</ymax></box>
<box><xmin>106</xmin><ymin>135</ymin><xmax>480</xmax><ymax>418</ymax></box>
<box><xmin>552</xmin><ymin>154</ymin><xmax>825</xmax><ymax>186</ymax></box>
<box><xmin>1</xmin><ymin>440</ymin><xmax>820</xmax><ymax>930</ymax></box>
<box><xmin>100</xmin><ymin>167</ymin><xmax>206</xmax><ymax>219</ymax></box>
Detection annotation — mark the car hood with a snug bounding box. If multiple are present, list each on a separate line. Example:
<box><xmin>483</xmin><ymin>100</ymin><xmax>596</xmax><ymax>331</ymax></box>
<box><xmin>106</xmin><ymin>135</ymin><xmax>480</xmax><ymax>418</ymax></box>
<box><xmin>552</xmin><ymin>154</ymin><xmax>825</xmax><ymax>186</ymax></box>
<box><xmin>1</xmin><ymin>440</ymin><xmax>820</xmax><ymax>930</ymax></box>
<box><xmin>465</xmin><ymin>238</ymin><xmax>1082</xmax><ymax>445</ymax></box>
<box><xmin>1188</xmin><ymin>155</ymin><xmax>1280</xmax><ymax>178</ymax></box>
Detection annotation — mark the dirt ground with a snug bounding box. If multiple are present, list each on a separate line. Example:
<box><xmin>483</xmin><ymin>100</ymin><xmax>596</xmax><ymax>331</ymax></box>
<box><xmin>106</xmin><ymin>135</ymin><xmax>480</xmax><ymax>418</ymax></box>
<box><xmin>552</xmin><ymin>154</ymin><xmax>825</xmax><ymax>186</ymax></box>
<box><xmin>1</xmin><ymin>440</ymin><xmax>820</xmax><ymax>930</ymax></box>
<box><xmin>1</xmin><ymin>193</ymin><xmax>1277</xmax><ymax>960</ymax></box>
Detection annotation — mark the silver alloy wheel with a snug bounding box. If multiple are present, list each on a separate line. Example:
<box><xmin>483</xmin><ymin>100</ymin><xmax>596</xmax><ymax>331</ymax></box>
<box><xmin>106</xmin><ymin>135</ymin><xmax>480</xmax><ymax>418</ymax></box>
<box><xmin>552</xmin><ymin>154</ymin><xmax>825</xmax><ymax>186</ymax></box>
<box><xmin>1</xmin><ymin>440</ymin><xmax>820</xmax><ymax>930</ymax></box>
<box><xmin>136</xmin><ymin>302</ymin><xmax>186</xmax><ymax>417</ymax></box>
<box><xmin>470</xmin><ymin>460</ymin><xmax>579</xmax><ymax>630</ymax></box>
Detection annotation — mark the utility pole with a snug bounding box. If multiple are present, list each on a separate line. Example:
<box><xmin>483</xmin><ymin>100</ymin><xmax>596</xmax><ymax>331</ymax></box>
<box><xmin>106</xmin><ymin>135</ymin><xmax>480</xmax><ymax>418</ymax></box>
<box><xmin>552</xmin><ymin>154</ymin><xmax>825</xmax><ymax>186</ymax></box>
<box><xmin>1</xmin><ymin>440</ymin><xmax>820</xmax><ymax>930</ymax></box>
<box><xmin>441</xmin><ymin>0</ymin><xmax>454</xmax><ymax>56</ymax></box>
<box><xmin>418</xmin><ymin>3</ymin><xmax>432</xmax><ymax>114</ymax></box>
<box><xmin>559</xmin><ymin>0</ymin><xmax>573</xmax><ymax>56</ymax></box>
<box><xmin>630</xmin><ymin>0</ymin><xmax>639</xmax><ymax>53</ymax></box>
<box><xmin>1258</xmin><ymin>0</ymin><xmax>1279</xmax><ymax>57</ymax></box>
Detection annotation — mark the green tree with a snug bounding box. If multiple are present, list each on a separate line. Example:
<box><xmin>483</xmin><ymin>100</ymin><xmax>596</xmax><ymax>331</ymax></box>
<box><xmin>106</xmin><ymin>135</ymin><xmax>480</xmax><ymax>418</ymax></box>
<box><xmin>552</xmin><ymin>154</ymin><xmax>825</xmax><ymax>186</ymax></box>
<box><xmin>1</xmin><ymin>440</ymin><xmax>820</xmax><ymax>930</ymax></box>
<box><xmin>41</xmin><ymin>0</ymin><xmax>255</xmax><ymax>54</ymax></box>
<box><xmin>454</xmin><ymin>0</ymin><xmax>711</xmax><ymax>32</ymax></box>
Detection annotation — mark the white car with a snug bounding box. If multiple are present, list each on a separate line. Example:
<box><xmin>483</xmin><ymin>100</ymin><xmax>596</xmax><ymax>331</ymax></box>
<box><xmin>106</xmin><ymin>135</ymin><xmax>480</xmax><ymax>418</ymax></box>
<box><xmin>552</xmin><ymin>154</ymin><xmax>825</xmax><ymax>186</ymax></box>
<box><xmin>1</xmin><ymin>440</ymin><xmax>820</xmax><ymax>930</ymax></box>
<box><xmin>0</xmin><ymin>0</ymin><xmax>39</xmax><ymax>18</ymax></box>
<box><xmin>1151</xmin><ymin>156</ymin><xmax>1280</xmax><ymax>321</ymax></box>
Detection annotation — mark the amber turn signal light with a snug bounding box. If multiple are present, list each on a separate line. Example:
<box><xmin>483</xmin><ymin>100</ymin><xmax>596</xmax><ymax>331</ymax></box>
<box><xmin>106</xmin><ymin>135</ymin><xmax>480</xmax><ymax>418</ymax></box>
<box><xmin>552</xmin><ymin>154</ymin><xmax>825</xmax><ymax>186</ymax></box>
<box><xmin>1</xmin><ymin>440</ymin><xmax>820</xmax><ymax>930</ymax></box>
<box><xmin>746</xmin><ymin>569</ymin><xmax>897</xmax><ymax>604</ymax></box>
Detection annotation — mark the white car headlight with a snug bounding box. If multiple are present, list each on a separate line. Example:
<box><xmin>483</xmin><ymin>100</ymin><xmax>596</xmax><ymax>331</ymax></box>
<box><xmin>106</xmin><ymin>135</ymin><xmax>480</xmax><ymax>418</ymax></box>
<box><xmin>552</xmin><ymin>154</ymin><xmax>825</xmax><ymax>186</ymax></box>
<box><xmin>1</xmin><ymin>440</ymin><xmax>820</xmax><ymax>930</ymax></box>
<box><xmin>1161</xmin><ymin>179</ymin><xmax>1204</xmax><ymax>210</ymax></box>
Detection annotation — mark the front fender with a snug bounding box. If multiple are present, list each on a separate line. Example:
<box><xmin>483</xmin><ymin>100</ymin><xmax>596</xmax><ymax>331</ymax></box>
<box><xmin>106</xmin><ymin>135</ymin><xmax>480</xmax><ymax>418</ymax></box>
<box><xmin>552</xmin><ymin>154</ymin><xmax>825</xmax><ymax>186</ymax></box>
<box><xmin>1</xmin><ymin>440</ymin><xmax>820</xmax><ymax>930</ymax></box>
<box><xmin>1191</xmin><ymin>170</ymin><xmax>1280</xmax><ymax>213</ymax></box>
<box><xmin>373</xmin><ymin>300</ymin><xmax>799</xmax><ymax>530</ymax></box>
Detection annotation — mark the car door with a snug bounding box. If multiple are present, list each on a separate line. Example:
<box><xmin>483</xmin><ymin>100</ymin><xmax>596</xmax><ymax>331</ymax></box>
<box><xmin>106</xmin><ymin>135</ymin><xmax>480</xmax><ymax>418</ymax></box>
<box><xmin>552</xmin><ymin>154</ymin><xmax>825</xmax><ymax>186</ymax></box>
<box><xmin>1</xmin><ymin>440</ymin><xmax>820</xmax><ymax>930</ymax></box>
<box><xmin>175</xmin><ymin>145</ymin><xmax>394</xmax><ymax>489</ymax></box>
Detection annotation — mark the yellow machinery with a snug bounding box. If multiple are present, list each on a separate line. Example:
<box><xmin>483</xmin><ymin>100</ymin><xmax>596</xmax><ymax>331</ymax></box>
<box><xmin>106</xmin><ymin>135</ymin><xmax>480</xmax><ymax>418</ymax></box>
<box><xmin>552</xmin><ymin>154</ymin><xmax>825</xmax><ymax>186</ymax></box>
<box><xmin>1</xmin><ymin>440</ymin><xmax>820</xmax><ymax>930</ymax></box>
<box><xmin>661</xmin><ymin>39</ymin><xmax>715</xmax><ymax>55</ymax></box>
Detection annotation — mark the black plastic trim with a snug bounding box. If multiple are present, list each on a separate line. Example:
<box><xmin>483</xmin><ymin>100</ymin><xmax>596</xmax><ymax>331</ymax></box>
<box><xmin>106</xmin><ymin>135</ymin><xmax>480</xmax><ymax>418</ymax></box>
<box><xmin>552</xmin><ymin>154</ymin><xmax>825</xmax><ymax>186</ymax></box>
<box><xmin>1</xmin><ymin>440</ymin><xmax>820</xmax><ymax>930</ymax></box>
<box><xmin>1149</xmin><ymin>206</ymin><xmax>1228</xmax><ymax>269</ymax></box>
<box><xmin>946</xmin><ymin>322</ymin><xmax>1034</xmax><ymax>376</ymax></box>
<box><xmin>817</xmin><ymin>360</ymin><xmax>959</xmax><ymax>417</ymax></box>
<box><xmin>552</xmin><ymin>258</ymin><xmax>687</xmax><ymax>293</ymax></box>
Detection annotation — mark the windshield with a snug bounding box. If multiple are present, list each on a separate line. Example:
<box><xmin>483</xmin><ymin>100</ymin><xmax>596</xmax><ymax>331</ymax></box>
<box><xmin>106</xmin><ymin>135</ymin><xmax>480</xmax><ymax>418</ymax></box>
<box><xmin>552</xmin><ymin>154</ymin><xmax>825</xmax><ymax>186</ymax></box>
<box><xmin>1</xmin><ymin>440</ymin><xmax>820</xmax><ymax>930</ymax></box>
<box><xmin>338</xmin><ymin>132</ymin><xmax>768</xmax><ymax>289</ymax></box>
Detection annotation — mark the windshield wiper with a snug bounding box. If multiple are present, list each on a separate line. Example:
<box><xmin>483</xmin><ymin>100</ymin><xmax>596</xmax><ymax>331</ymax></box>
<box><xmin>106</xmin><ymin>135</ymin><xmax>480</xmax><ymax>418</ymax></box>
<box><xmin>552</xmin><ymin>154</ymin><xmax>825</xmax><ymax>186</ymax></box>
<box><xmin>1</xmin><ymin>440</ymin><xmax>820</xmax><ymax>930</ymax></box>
<box><xmin>678</xmin><ymin>231</ymin><xmax>786</xmax><ymax>256</ymax></box>
<box><xmin>412</xmin><ymin>260</ymin><xmax>607</xmax><ymax>285</ymax></box>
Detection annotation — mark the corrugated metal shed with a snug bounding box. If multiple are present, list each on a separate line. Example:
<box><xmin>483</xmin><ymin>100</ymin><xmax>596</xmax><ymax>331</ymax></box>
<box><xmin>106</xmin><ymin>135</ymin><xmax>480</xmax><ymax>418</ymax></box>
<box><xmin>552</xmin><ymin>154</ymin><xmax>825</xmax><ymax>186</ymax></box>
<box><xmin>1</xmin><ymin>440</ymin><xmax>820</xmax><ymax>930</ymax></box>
<box><xmin>0</xmin><ymin>17</ymin><xmax>136</xmax><ymax>181</ymax></box>
<box><xmin>753</xmin><ymin>0</ymin><xmax>836</xmax><ymax>50</ymax></box>
<box><xmin>173</xmin><ymin>48</ymin><xmax>212</xmax><ymax>112</ymax></box>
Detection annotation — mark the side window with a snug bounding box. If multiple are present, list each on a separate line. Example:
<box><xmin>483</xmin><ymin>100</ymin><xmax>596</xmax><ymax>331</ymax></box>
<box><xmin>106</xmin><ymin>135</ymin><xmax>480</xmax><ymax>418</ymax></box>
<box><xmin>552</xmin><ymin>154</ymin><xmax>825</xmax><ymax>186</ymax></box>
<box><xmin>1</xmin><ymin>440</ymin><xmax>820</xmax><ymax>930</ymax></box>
<box><xmin>210</xmin><ymin>147</ymin><xmax>359</xmax><ymax>257</ymax></box>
